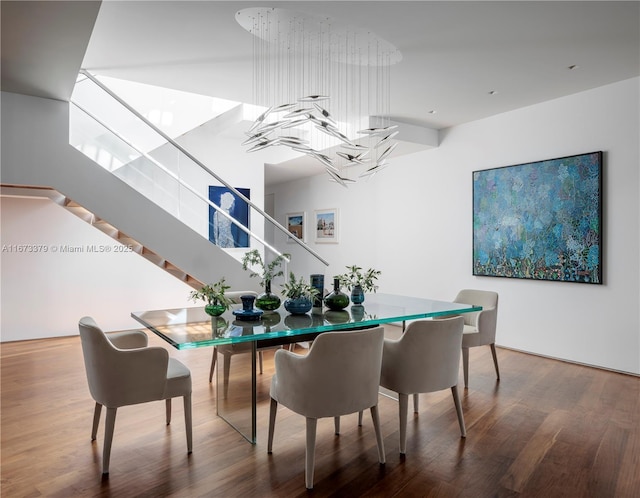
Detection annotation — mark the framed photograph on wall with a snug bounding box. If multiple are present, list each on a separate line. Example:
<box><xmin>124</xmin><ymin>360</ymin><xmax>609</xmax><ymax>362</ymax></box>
<box><xmin>285</xmin><ymin>212</ymin><xmax>305</xmax><ymax>243</ymax></box>
<box><xmin>472</xmin><ymin>151</ymin><xmax>603</xmax><ymax>284</ymax></box>
<box><xmin>314</xmin><ymin>208</ymin><xmax>339</xmax><ymax>243</ymax></box>
<box><xmin>208</xmin><ymin>186</ymin><xmax>250</xmax><ymax>248</ymax></box>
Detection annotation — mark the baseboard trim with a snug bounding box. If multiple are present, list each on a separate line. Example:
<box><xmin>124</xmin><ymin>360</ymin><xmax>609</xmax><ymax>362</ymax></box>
<box><xmin>496</xmin><ymin>344</ymin><xmax>639</xmax><ymax>378</ymax></box>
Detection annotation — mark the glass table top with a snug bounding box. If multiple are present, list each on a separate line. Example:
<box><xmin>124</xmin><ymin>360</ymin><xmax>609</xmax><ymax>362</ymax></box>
<box><xmin>131</xmin><ymin>293</ymin><xmax>482</xmax><ymax>350</ymax></box>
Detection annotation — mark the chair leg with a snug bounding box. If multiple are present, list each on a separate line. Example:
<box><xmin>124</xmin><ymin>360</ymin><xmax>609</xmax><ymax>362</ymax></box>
<box><xmin>183</xmin><ymin>394</ymin><xmax>193</xmax><ymax>453</ymax></box>
<box><xmin>334</xmin><ymin>416</ymin><xmax>341</xmax><ymax>435</ymax></box>
<box><xmin>451</xmin><ymin>386</ymin><xmax>466</xmax><ymax>437</ymax></box>
<box><xmin>358</xmin><ymin>410</ymin><xmax>363</xmax><ymax>426</ymax></box>
<box><xmin>102</xmin><ymin>407</ymin><xmax>117</xmax><ymax>475</ymax></box>
<box><xmin>413</xmin><ymin>393</ymin><xmax>419</xmax><ymax>413</ymax></box>
<box><xmin>165</xmin><ymin>399</ymin><xmax>172</xmax><ymax>425</ymax></box>
<box><xmin>370</xmin><ymin>405</ymin><xmax>386</xmax><ymax>464</ymax></box>
<box><xmin>462</xmin><ymin>347</ymin><xmax>470</xmax><ymax>388</ymax></box>
<box><xmin>208</xmin><ymin>347</ymin><xmax>218</xmax><ymax>383</ymax></box>
<box><xmin>267</xmin><ymin>398</ymin><xmax>278</xmax><ymax>454</ymax></box>
<box><xmin>490</xmin><ymin>343</ymin><xmax>500</xmax><ymax>381</ymax></box>
<box><xmin>398</xmin><ymin>393</ymin><xmax>409</xmax><ymax>454</ymax></box>
<box><xmin>305</xmin><ymin>418</ymin><xmax>318</xmax><ymax>490</ymax></box>
<box><xmin>91</xmin><ymin>402</ymin><xmax>102</xmax><ymax>440</ymax></box>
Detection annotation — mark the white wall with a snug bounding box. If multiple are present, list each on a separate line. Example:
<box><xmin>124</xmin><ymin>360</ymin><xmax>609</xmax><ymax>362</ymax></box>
<box><xmin>269</xmin><ymin>77</ymin><xmax>640</xmax><ymax>375</ymax></box>
<box><xmin>0</xmin><ymin>196</ymin><xmax>194</xmax><ymax>341</ymax></box>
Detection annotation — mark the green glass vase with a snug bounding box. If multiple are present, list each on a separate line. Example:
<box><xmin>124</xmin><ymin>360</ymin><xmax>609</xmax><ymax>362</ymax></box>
<box><xmin>255</xmin><ymin>280</ymin><xmax>281</xmax><ymax>311</ymax></box>
<box><xmin>324</xmin><ymin>278</ymin><xmax>349</xmax><ymax>311</ymax></box>
<box><xmin>204</xmin><ymin>304</ymin><xmax>227</xmax><ymax>317</ymax></box>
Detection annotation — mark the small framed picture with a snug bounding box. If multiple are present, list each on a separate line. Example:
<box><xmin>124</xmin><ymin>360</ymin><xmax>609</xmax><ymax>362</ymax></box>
<box><xmin>314</xmin><ymin>208</ymin><xmax>338</xmax><ymax>243</ymax></box>
<box><xmin>285</xmin><ymin>212</ymin><xmax>305</xmax><ymax>243</ymax></box>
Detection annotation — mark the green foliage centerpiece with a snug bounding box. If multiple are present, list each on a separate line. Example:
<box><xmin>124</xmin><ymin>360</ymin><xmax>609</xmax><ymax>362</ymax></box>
<box><xmin>189</xmin><ymin>278</ymin><xmax>233</xmax><ymax>316</ymax></box>
<box><xmin>337</xmin><ymin>265</ymin><xmax>381</xmax><ymax>304</ymax></box>
<box><xmin>241</xmin><ymin>249</ymin><xmax>290</xmax><ymax>311</ymax></box>
<box><xmin>282</xmin><ymin>271</ymin><xmax>319</xmax><ymax>315</ymax></box>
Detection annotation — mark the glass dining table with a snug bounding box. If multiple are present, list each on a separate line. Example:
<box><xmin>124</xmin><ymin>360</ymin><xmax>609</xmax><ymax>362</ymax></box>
<box><xmin>132</xmin><ymin>293</ymin><xmax>482</xmax><ymax>443</ymax></box>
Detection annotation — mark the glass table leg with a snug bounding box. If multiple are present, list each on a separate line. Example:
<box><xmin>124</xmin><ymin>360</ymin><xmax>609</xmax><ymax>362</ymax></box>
<box><xmin>215</xmin><ymin>341</ymin><xmax>257</xmax><ymax>443</ymax></box>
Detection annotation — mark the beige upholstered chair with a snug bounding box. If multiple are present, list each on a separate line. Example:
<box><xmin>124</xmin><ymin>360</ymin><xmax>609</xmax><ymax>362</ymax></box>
<box><xmin>453</xmin><ymin>289</ymin><xmax>499</xmax><ymax>388</ymax></box>
<box><xmin>268</xmin><ymin>327</ymin><xmax>386</xmax><ymax>489</ymax></box>
<box><xmin>78</xmin><ymin>316</ymin><xmax>192</xmax><ymax>475</ymax></box>
<box><xmin>380</xmin><ymin>316</ymin><xmax>466</xmax><ymax>454</ymax></box>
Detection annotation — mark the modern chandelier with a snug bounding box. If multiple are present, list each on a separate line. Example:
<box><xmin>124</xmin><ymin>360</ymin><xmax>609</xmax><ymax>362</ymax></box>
<box><xmin>236</xmin><ymin>7</ymin><xmax>402</xmax><ymax>186</ymax></box>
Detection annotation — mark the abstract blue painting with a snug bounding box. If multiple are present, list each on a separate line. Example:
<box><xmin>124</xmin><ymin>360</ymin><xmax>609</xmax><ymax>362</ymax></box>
<box><xmin>209</xmin><ymin>186</ymin><xmax>250</xmax><ymax>248</ymax></box>
<box><xmin>473</xmin><ymin>151</ymin><xmax>602</xmax><ymax>283</ymax></box>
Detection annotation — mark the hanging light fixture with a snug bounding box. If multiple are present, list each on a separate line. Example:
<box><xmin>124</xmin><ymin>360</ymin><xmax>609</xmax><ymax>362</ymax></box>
<box><xmin>236</xmin><ymin>7</ymin><xmax>402</xmax><ymax>186</ymax></box>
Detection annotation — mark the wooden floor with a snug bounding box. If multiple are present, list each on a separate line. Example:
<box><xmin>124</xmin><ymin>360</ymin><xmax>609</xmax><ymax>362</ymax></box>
<box><xmin>1</xmin><ymin>325</ymin><xmax>639</xmax><ymax>497</ymax></box>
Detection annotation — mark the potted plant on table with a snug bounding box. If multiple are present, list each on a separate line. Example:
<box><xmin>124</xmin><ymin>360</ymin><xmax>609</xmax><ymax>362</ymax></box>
<box><xmin>282</xmin><ymin>271</ymin><xmax>319</xmax><ymax>315</ymax></box>
<box><xmin>241</xmin><ymin>249</ymin><xmax>290</xmax><ymax>311</ymax></box>
<box><xmin>337</xmin><ymin>265</ymin><xmax>381</xmax><ymax>304</ymax></box>
<box><xmin>188</xmin><ymin>278</ymin><xmax>233</xmax><ymax>316</ymax></box>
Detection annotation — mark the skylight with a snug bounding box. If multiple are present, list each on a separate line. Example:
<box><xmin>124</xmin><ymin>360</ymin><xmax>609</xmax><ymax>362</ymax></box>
<box><xmin>96</xmin><ymin>75</ymin><xmax>241</xmax><ymax>139</ymax></box>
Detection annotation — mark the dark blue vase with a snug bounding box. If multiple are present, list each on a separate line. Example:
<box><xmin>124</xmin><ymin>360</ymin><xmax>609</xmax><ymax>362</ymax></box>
<box><xmin>310</xmin><ymin>274</ymin><xmax>325</xmax><ymax>308</ymax></box>
<box><xmin>232</xmin><ymin>294</ymin><xmax>263</xmax><ymax>321</ymax></box>
<box><xmin>284</xmin><ymin>297</ymin><xmax>313</xmax><ymax>315</ymax></box>
<box><xmin>350</xmin><ymin>285</ymin><xmax>365</xmax><ymax>305</ymax></box>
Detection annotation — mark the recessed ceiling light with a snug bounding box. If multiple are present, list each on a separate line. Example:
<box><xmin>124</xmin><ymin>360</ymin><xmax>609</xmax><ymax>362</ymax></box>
<box><xmin>428</xmin><ymin>110</ymin><xmax>437</xmax><ymax>114</ymax></box>
<box><xmin>568</xmin><ymin>64</ymin><xmax>579</xmax><ymax>70</ymax></box>
<box><xmin>488</xmin><ymin>90</ymin><xmax>498</xmax><ymax>96</ymax></box>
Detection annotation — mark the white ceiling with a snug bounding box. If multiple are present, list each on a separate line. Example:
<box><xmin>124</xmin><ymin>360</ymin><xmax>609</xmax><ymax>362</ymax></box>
<box><xmin>3</xmin><ymin>1</ymin><xmax>639</xmax><ymax>184</ymax></box>
<box><xmin>81</xmin><ymin>1</ymin><xmax>640</xmax><ymax>130</ymax></box>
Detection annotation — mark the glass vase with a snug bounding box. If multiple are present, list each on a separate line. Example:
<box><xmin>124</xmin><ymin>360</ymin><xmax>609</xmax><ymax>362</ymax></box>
<box><xmin>350</xmin><ymin>284</ymin><xmax>365</xmax><ymax>305</ymax></box>
<box><xmin>204</xmin><ymin>304</ymin><xmax>227</xmax><ymax>317</ymax></box>
<box><xmin>310</xmin><ymin>274</ymin><xmax>325</xmax><ymax>308</ymax></box>
<box><xmin>255</xmin><ymin>279</ymin><xmax>281</xmax><ymax>311</ymax></box>
<box><xmin>284</xmin><ymin>296</ymin><xmax>313</xmax><ymax>315</ymax></box>
<box><xmin>323</xmin><ymin>278</ymin><xmax>349</xmax><ymax>311</ymax></box>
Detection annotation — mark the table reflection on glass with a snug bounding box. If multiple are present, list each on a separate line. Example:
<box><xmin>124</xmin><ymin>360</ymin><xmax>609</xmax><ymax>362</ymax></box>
<box><xmin>132</xmin><ymin>293</ymin><xmax>482</xmax><ymax>443</ymax></box>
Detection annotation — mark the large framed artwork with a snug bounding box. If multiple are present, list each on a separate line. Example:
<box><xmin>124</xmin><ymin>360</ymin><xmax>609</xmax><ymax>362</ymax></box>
<box><xmin>208</xmin><ymin>186</ymin><xmax>250</xmax><ymax>248</ymax></box>
<box><xmin>314</xmin><ymin>208</ymin><xmax>339</xmax><ymax>243</ymax></box>
<box><xmin>472</xmin><ymin>151</ymin><xmax>603</xmax><ymax>284</ymax></box>
<box><xmin>286</xmin><ymin>212</ymin><xmax>305</xmax><ymax>243</ymax></box>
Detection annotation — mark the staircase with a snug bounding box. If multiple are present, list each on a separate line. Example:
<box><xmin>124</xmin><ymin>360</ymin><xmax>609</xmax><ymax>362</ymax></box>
<box><xmin>1</xmin><ymin>184</ymin><xmax>205</xmax><ymax>289</ymax></box>
<box><xmin>64</xmin><ymin>197</ymin><xmax>204</xmax><ymax>289</ymax></box>
<box><xmin>66</xmin><ymin>70</ymin><xmax>328</xmax><ymax>285</ymax></box>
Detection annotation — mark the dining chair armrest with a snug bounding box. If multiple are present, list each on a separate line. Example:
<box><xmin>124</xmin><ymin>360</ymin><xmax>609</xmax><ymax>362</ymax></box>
<box><xmin>106</xmin><ymin>330</ymin><xmax>149</xmax><ymax>350</ymax></box>
<box><xmin>272</xmin><ymin>349</ymin><xmax>313</xmax><ymax>408</ymax></box>
<box><xmin>476</xmin><ymin>307</ymin><xmax>497</xmax><ymax>336</ymax></box>
<box><xmin>274</xmin><ymin>349</ymin><xmax>309</xmax><ymax>382</ymax></box>
<box><xmin>97</xmin><ymin>347</ymin><xmax>170</xmax><ymax>407</ymax></box>
<box><xmin>381</xmin><ymin>336</ymin><xmax>416</xmax><ymax>389</ymax></box>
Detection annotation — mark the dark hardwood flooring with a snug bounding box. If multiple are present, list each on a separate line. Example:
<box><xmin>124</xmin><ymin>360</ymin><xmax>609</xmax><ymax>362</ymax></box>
<box><xmin>1</xmin><ymin>325</ymin><xmax>638</xmax><ymax>497</ymax></box>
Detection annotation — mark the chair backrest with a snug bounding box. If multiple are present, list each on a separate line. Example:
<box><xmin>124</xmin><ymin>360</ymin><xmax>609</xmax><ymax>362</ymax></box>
<box><xmin>226</xmin><ymin>290</ymin><xmax>258</xmax><ymax>304</ymax></box>
<box><xmin>381</xmin><ymin>316</ymin><xmax>464</xmax><ymax>394</ymax></box>
<box><xmin>78</xmin><ymin>316</ymin><xmax>168</xmax><ymax>407</ymax></box>
<box><xmin>454</xmin><ymin>289</ymin><xmax>498</xmax><ymax>329</ymax></box>
<box><xmin>274</xmin><ymin>327</ymin><xmax>384</xmax><ymax>419</ymax></box>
